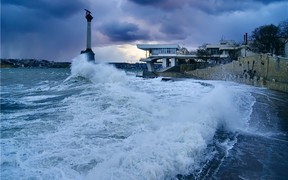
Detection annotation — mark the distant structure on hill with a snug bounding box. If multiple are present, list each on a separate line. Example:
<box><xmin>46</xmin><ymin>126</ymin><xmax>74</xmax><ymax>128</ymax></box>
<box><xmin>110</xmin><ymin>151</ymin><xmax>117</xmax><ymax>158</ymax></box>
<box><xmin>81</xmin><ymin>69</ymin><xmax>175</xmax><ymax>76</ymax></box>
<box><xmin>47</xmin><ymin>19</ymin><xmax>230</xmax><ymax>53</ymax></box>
<box><xmin>80</xmin><ymin>9</ymin><xmax>95</xmax><ymax>62</ymax></box>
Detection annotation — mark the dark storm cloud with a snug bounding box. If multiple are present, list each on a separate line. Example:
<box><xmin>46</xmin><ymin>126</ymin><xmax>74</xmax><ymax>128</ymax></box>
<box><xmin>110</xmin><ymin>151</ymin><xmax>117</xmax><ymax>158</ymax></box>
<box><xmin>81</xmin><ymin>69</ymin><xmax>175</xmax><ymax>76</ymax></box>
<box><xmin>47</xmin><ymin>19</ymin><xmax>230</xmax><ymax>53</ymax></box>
<box><xmin>1</xmin><ymin>0</ymin><xmax>89</xmax><ymax>61</ymax></box>
<box><xmin>128</xmin><ymin>0</ymin><xmax>165</xmax><ymax>5</ymax></box>
<box><xmin>128</xmin><ymin>0</ymin><xmax>287</xmax><ymax>13</ymax></box>
<box><xmin>128</xmin><ymin>0</ymin><xmax>186</xmax><ymax>10</ymax></box>
<box><xmin>257</xmin><ymin>0</ymin><xmax>288</xmax><ymax>4</ymax></box>
<box><xmin>1</xmin><ymin>0</ymin><xmax>287</xmax><ymax>61</ymax></box>
<box><xmin>1</xmin><ymin>0</ymin><xmax>86</xmax><ymax>34</ymax></box>
<box><xmin>1</xmin><ymin>0</ymin><xmax>85</xmax><ymax>18</ymax></box>
<box><xmin>125</xmin><ymin>0</ymin><xmax>288</xmax><ymax>42</ymax></box>
<box><xmin>99</xmin><ymin>21</ymin><xmax>150</xmax><ymax>42</ymax></box>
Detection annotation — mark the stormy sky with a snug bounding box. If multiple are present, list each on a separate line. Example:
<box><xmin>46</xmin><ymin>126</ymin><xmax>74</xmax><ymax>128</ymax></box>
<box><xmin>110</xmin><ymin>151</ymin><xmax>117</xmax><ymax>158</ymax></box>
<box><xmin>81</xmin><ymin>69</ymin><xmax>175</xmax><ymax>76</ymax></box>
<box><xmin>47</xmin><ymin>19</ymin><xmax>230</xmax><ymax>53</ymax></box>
<box><xmin>1</xmin><ymin>0</ymin><xmax>287</xmax><ymax>62</ymax></box>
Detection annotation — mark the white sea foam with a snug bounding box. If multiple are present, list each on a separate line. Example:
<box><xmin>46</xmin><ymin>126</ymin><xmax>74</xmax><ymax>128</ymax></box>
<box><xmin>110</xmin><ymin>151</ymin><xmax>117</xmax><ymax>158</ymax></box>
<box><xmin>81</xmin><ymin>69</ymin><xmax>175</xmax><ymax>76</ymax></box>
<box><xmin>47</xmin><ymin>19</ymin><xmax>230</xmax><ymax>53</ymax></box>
<box><xmin>1</xmin><ymin>58</ymin><xmax>259</xmax><ymax>180</ymax></box>
<box><xmin>60</xmin><ymin>58</ymin><xmax>255</xmax><ymax>179</ymax></box>
<box><xmin>21</xmin><ymin>95</ymin><xmax>58</xmax><ymax>102</ymax></box>
<box><xmin>83</xmin><ymin>83</ymin><xmax>253</xmax><ymax>179</ymax></box>
<box><xmin>69</xmin><ymin>54</ymin><xmax>127</xmax><ymax>84</ymax></box>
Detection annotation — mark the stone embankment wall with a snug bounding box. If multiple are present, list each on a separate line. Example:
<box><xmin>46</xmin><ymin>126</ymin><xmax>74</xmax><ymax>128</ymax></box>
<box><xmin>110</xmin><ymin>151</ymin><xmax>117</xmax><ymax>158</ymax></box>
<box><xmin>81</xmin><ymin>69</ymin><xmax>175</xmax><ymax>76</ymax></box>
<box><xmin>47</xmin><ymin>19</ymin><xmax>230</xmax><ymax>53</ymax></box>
<box><xmin>184</xmin><ymin>54</ymin><xmax>288</xmax><ymax>92</ymax></box>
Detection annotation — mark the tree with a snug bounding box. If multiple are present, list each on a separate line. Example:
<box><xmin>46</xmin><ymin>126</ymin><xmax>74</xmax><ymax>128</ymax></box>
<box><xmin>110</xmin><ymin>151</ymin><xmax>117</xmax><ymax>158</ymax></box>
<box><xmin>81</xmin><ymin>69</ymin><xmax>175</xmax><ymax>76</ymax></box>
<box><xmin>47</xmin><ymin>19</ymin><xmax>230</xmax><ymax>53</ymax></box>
<box><xmin>278</xmin><ymin>20</ymin><xmax>288</xmax><ymax>41</ymax></box>
<box><xmin>250</xmin><ymin>24</ymin><xmax>281</xmax><ymax>55</ymax></box>
<box><xmin>277</xmin><ymin>20</ymin><xmax>288</xmax><ymax>56</ymax></box>
<box><xmin>179</xmin><ymin>47</ymin><xmax>189</xmax><ymax>55</ymax></box>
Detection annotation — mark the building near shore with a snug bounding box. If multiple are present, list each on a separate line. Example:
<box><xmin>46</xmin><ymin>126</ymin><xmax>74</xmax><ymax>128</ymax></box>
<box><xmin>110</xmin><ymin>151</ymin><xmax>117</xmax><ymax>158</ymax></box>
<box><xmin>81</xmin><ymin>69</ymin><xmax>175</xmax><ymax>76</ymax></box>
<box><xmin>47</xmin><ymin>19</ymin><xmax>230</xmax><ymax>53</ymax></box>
<box><xmin>136</xmin><ymin>43</ymin><xmax>288</xmax><ymax>92</ymax></box>
<box><xmin>280</xmin><ymin>41</ymin><xmax>288</xmax><ymax>58</ymax></box>
<box><xmin>137</xmin><ymin>44</ymin><xmax>197</xmax><ymax>73</ymax></box>
<box><xmin>136</xmin><ymin>41</ymin><xmax>243</xmax><ymax>76</ymax></box>
<box><xmin>199</xmin><ymin>40</ymin><xmax>241</xmax><ymax>60</ymax></box>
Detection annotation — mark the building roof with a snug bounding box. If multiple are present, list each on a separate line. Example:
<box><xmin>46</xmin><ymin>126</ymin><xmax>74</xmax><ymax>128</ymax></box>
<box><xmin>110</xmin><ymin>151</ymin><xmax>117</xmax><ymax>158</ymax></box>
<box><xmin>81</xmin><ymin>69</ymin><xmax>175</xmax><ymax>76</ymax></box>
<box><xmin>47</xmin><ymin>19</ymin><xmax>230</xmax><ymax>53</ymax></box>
<box><xmin>219</xmin><ymin>46</ymin><xmax>237</xmax><ymax>50</ymax></box>
<box><xmin>205</xmin><ymin>44</ymin><xmax>239</xmax><ymax>50</ymax></box>
<box><xmin>137</xmin><ymin>44</ymin><xmax>181</xmax><ymax>50</ymax></box>
<box><xmin>205</xmin><ymin>44</ymin><xmax>220</xmax><ymax>48</ymax></box>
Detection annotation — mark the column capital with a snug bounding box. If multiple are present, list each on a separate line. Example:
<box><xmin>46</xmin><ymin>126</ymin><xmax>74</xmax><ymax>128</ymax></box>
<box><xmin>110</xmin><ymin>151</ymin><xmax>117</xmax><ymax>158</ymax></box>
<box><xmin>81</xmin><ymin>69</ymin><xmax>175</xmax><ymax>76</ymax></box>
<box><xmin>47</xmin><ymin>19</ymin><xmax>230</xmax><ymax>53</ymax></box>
<box><xmin>84</xmin><ymin>9</ymin><xmax>93</xmax><ymax>22</ymax></box>
<box><xmin>86</xmin><ymin>14</ymin><xmax>93</xmax><ymax>22</ymax></box>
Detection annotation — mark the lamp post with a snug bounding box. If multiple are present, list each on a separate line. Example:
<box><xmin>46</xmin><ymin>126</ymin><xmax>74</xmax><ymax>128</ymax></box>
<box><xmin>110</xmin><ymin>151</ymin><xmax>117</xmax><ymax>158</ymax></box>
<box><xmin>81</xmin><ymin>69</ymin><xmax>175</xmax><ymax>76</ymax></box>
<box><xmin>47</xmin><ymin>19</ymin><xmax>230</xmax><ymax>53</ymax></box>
<box><xmin>244</xmin><ymin>32</ymin><xmax>248</xmax><ymax>57</ymax></box>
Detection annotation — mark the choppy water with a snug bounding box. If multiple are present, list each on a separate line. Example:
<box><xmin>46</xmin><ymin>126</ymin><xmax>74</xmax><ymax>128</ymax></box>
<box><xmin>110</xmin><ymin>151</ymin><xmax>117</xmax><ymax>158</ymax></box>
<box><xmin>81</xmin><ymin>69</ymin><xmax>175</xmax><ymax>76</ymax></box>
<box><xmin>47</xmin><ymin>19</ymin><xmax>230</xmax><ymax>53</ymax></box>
<box><xmin>1</xmin><ymin>56</ymin><xmax>288</xmax><ymax>180</ymax></box>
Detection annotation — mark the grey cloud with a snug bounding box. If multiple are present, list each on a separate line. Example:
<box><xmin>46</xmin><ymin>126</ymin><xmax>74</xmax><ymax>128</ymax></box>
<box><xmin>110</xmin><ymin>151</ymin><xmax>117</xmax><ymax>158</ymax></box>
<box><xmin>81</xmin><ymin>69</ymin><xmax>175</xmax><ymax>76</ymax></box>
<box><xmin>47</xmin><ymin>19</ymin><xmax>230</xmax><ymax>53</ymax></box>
<box><xmin>99</xmin><ymin>21</ymin><xmax>150</xmax><ymax>42</ymax></box>
<box><xmin>159</xmin><ymin>21</ymin><xmax>188</xmax><ymax>40</ymax></box>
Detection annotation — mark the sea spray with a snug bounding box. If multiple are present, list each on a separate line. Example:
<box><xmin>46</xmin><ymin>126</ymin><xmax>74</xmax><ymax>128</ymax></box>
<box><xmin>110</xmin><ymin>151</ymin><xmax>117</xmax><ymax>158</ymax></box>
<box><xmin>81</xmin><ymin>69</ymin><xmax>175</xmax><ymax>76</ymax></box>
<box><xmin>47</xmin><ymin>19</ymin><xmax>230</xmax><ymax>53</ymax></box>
<box><xmin>199</xmin><ymin>85</ymin><xmax>252</xmax><ymax>132</ymax></box>
<box><xmin>70</xmin><ymin>54</ymin><xmax>127</xmax><ymax>84</ymax></box>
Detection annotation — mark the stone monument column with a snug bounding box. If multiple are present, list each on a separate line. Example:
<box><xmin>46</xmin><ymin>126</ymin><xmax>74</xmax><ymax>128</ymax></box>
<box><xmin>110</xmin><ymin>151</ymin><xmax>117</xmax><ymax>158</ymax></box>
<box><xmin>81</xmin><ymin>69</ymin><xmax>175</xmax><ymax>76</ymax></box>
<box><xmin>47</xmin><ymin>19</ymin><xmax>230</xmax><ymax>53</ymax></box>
<box><xmin>85</xmin><ymin>9</ymin><xmax>93</xmax><ymax>50</ymax></box>
<box><xmin>81</xmin><ymin>9</ymin><xmax>95</xmax><ymax>61</ymax></box>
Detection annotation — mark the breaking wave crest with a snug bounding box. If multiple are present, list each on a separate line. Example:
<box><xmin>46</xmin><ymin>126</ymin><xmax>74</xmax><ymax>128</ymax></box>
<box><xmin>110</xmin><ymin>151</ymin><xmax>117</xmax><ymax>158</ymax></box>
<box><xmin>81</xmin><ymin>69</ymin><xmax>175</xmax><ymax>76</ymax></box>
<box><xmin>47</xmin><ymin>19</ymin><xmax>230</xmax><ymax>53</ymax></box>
<box><xmin>82</xmin><ymin>83</ymin><xmax>254</xmax><ymax>179</ymax></box>
<box><xmin>69</xmin><ymin>54</ymin><xmax>127</xmax><ymax>84</ymax></box>
<box><xmin>64</xmin><ymin>57</ymin><xmax>255</xmax><ymax>179</ymax></box>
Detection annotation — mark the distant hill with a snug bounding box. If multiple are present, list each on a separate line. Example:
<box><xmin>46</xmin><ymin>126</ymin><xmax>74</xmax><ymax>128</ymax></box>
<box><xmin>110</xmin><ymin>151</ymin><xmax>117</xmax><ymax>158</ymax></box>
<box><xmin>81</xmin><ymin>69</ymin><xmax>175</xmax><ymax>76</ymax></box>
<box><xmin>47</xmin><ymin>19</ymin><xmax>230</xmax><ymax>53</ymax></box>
<box><xmin>0</xmin><ymin>59</ymin><xmax>71</xmax><ymax>68</ymax></box>
<box><xmin>0</xmin><ymin>59</ymin><xmax>148</xmax><ymax>70</ymax></box>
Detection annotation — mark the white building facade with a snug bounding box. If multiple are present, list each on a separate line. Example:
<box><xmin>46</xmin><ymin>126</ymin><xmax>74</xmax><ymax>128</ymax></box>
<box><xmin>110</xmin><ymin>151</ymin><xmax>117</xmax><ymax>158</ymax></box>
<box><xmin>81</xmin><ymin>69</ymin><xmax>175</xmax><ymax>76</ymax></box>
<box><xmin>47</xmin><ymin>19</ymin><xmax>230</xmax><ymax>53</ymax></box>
<box><xmin>201</xmin><ymin>40</ymin><xmax>240</xmax><ymax>59</ymax></box>
<box><xmin>137</xmin><ymin>44</ymin><xmax>200</xmax><ymax>72</ymax></box>
<box><xmin>137</xmin><ymin>44</ymin><xmax>181</xmax><ymax>71</ymax></box>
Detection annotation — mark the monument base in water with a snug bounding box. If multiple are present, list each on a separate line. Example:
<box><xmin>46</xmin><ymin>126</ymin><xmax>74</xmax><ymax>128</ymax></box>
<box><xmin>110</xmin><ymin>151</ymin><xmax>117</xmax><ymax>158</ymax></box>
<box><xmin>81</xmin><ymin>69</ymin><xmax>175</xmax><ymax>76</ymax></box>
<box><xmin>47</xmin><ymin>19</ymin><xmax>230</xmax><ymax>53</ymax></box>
<box><xmin>80</xmin><ymin>48</ymin><xmax>95</xmax><ymax>62</ymax></box>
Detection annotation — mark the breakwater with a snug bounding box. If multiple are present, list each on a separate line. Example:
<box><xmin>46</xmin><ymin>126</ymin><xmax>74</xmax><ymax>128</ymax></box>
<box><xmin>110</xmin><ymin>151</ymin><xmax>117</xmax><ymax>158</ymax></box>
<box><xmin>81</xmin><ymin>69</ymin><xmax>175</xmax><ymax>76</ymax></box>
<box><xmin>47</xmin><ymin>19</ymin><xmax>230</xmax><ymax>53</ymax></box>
<box><xmin>184</xmin><ymin>54</ymin><xmax>288</xmax><ymax>92</ymax></box>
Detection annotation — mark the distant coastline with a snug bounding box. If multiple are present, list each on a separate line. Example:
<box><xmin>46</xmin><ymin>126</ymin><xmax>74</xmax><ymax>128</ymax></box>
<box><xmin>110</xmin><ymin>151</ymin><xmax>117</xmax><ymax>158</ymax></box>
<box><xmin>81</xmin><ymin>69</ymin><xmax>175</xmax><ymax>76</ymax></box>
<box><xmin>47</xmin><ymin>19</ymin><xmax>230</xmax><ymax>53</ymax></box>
<box><xmin>0</xmin><ymin>59</ymin><xmax>71</xmax><ymax>68</ymax></box>
<box><xmin>0</xmin><ymin>59</ymin><xmax>147</xmax><ymax>70</ymax></box>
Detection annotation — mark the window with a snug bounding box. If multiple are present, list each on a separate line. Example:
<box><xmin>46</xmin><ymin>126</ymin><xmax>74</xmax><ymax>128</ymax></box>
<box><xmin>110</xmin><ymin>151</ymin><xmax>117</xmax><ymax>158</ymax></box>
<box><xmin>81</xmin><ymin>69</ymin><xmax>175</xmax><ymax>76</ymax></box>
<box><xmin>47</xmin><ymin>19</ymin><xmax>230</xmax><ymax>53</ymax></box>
<box><xmin>210</xmin><ymin>48</ymin><xmax>219</xmax><ymax>55</ymax></box>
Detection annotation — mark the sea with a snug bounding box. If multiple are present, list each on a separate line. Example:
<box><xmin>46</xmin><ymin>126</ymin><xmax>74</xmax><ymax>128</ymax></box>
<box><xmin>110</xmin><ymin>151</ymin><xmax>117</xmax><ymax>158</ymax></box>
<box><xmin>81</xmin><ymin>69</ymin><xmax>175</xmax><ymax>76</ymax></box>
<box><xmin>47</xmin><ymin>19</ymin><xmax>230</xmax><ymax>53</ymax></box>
<box><xmin>1</xmin><ymin>55</ymin><xmax>288</xmax><ymax>180</ymax></box>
